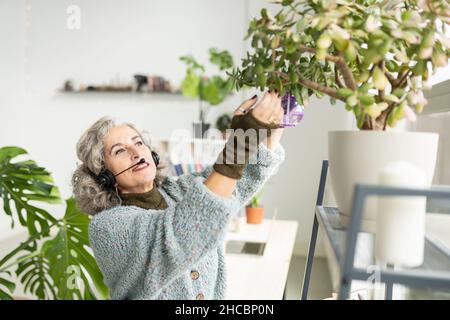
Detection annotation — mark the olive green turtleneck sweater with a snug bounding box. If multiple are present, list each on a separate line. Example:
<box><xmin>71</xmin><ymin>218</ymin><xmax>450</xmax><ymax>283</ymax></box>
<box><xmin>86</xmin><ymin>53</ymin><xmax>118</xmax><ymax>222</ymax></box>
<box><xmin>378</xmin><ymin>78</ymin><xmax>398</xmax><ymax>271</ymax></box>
<box><xmin>120</xmin><ymin>182</ymin><xmax>168</xmax><ymax>210</ymax></box>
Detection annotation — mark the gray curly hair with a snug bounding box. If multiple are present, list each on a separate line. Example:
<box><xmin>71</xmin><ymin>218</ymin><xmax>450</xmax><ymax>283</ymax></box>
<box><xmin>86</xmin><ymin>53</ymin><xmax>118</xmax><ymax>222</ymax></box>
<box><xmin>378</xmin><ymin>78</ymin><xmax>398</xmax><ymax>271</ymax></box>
<box><xmin>72</xmin><ymin>116</ymin><xmax>167</xmax><ymax>215</ymax></box>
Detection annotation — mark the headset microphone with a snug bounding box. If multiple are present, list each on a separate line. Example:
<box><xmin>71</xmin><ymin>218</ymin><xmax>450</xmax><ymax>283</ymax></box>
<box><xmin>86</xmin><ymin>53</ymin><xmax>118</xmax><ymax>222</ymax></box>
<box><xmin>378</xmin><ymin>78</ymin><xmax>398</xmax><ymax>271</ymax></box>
<box><xmin>113</xmin><ymin>158</ymin><xmax>145</xmax><ymax>177</ymax></box>
<box><xmin>96</xmin><ymin>156</ymin><xmax>154</xmax><ymax>190</ymax></box>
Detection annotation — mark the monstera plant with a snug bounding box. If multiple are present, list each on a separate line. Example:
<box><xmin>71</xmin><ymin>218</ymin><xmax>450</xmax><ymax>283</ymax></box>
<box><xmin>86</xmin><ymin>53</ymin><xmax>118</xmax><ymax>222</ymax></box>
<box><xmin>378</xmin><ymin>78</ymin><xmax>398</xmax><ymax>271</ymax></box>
<box><xmin>229</xmin><ymin>0</ymin><xmax>449</xmax><ymax>130</ymax></box>
<box><xmin>0</xmin><ymin>146</ymin><xmax>108</xmax><ymax>300</ymax></box>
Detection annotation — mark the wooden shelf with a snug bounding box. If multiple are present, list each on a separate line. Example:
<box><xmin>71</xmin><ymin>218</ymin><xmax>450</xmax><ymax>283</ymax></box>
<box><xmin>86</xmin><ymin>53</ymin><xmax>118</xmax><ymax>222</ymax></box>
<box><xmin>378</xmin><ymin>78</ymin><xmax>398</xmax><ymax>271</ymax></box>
<box><xmin>54</xmin><ymin>90</ymin><xmax>188</xmax><ymax>101</ymax></box>
<box><xmin>60</xmin><ymin>90</ymin><xmax>182</xmax><ymax>95</ymax></box>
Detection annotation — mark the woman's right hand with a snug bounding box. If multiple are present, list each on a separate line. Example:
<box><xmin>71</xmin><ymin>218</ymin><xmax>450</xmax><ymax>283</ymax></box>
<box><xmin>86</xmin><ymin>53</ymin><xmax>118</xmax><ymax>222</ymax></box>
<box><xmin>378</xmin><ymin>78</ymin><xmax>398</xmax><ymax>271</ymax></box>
<box><xmin>233</xmin><ymin>91</ymin><xmax>284</xmax><ymax>127</ymax></box>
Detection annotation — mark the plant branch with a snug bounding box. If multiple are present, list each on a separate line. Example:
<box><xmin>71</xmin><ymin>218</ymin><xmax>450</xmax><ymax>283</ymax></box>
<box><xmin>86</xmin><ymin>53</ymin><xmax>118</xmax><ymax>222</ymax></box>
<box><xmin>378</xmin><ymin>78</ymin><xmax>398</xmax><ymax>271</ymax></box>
<box><xmin>379</xmin><ymin>60</ymin><xmax>396</xmax><ymax>87</ymax></box>
<box><xmin>272</xmin><ymin>49</ymin><xmax>276</xmax><ymax>68</ymax></box>
<box><xmin>356</xmin><ymin>54</ymin><xmax>362</xmax><ymax>69</ymax></box>
<box><xmin>378</xmin><ymin>89</ymin><xmax>385</xmax><ymax>102</ymax></box>
<box><xmin>298</xmin><ymin>77</ymin><xmax>345</xmax><ymax>101</ymax></box>
<box><xmin>397</xmin><ymin>70</ymin><xmax>411</xmax><ymax>89</ymax></box>
<box><xmin>377</xmin><ymin>102</ymin><xmax>396</xmax><ymax>131</ymax></box>
<box><xmin>289</xmin><ymin>4</ymin><xmax>302</xmax><ymax>16</ymax></box>
<box><xmin>275</xmin><ymin>71</ymin><xmax>345</xmax><ymax>101</ymax></box>
<box><xmin>335</xmin><ymin>68</ymin><xmax>345</xmax><ymax>88</ymax></box>
<box><xmin>377</xmin><ymin>62</ymin><xmax>386</xmax><ymax>102</ymax></box>
<box><xmin>336</xmin><ymin>53</ymin><xmax>357</xmax><ymax>90</ymax></box>
<box><xmin>393</xmin><ymin>70</ymin><xmax>410</xmax><ymax>88</ymax></box>
<box><xmin>298</xmin><ymin>45</ymin><xmax>342</xmax><ymax>63</ymax></box>
<box><xmin>383</xmin><ymin>68</ymin><xmax>396</xmax><ymax>86</ymax></box>
<box><xmin>298</xmin><ymin>45</ymin><xmax>357</xmax><ymax>90</ymax></box>
<box><xmin>361</xmin><ymin>113</ymin><xmax>374</xmax><ymax>130</ymax></box>
<box><xmin>275</xmin><ymin>71</ymin><xmax>290</xmax><ymax>81</ymax></box>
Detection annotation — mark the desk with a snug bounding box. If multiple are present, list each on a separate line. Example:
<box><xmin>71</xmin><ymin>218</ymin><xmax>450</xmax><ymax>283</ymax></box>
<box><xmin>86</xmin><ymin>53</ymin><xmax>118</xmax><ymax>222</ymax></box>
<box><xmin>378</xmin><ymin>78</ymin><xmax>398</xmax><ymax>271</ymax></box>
<box><xmin>224</xmin><ymin>218</ymin><xmax>298</xmax><ymax>300</ymax></box>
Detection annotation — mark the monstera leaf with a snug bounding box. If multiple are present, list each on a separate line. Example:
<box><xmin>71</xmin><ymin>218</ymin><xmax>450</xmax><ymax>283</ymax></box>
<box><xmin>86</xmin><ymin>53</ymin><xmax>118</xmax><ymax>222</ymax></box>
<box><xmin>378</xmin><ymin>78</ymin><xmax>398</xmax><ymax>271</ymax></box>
<box><xmin>15</xmin><ymin>240</ymin><xmax>56</xmax><ymax>299</ymax></box>
<box><xmin>42</xmin><ymin>198</ymin><xmax>109</xmax><ymax>300</ymax></box>
<box><xmin>0</xmin><ymin>146</ymin><xmax>108</xmax><ymax>300</ymax></box>
<box><xmin>0</xmin><ymin>146</ymin><xmax>61</xmax><ymax>235</ymax></box>
<box><xmin>0</xmin><ymin>272</ymin><xmax>15</xmax><ymax>300</ymax></box>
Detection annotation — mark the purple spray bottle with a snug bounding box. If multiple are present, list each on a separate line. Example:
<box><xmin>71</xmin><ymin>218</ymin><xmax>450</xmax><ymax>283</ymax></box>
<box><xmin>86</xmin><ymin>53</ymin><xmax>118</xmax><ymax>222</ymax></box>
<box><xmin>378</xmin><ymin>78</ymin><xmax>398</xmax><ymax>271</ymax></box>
<box><xmin>280</xmin><ymin>92</ymin><xmax>304</xmax><ymax>128</ymax></box>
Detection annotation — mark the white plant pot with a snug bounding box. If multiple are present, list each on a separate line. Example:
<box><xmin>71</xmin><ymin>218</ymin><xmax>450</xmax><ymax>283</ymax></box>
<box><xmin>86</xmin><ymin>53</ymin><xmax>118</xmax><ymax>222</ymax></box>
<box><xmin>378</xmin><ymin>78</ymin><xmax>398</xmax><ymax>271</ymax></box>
<box><xmin>328</xmin><ymin>130</ymin><xmax>439</xmax><ymax>232</ymax></box>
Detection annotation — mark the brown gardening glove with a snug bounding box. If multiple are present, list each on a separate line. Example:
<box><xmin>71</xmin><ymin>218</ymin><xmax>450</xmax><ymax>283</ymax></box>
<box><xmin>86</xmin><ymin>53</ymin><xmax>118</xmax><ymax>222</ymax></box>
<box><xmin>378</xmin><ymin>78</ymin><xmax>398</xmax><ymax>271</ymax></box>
<box><xmin>213</xmin><ymin>94</ymin><xmax>282</xmax><ymax>180</ymax></box>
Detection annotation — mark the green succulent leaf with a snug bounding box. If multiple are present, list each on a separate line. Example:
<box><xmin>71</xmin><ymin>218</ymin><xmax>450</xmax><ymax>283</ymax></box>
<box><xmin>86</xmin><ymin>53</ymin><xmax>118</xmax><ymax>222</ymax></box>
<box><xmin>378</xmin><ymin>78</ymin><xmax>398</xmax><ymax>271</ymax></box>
<box><xmin>337</xmin><ymin>88</ymin><xmax>354</xmax><ymax>98</ymax></box>
<box><xmin>282</xmin><ymin>0</ymin><xmax>294</xmax><ymax>6</ymax></box>
<box><xmin>359</xmin><ymin>94</ymin><xmax>376</xmax><ymax>106</ymax></box>
<box><xmin>231</xmin><ymin>0</ymin><xmax>450</xmax><ymax>130</ymax></box>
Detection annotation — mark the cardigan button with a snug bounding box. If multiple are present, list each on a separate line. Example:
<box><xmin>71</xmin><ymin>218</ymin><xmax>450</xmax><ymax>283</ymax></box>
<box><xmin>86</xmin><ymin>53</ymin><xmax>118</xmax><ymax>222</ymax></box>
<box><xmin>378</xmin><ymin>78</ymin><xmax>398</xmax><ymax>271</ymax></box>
<box><xmin>191</xmin><ymin>270</ymin><xmax>200</xmax><ymax>280</ymax></box>
<box><xmin>196</xmin><ymin>293</ymin><xmax>205</xmax><ymax>300</ymax></box>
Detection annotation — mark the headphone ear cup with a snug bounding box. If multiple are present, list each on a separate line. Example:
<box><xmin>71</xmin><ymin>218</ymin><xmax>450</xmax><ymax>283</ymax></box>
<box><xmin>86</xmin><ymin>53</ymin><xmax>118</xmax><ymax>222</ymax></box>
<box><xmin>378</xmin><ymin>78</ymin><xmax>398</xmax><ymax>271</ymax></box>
<box><xmin>151</xmin><ymin>151</ymin><xmax>160</xmax><ymax>167</ymax></box>
<box><xmin>96</xmin><ymin>169</ymin><xmax>116</xmax><ymax>189</ymax></box>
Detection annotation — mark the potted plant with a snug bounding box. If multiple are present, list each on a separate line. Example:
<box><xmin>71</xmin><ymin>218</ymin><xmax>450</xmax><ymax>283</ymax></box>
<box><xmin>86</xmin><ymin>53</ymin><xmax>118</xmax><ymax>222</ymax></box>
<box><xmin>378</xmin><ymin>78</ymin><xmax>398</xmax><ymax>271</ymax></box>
<box><xmin>180</xmin><ymin>48</ymin><xmax>235</xmax><ymax>138</ymax></box>
<box><xmin>230</xmin><ymin>0</ymin><xmax>449</xmax><ymax>231</ymax></box>
<box><xmin>0</xmin><ymin>146</ymin><xmax>108</xmax><ymax>300</ymax></box>
<box><xmin>215</xmin><ymin>113</ymin><xmax>232</xmax><ymax>139</ymax></box>
<box><xmin>246</xmin><ymin>191</ymin><xmax>265</xmax><ymax>224</ymax></box>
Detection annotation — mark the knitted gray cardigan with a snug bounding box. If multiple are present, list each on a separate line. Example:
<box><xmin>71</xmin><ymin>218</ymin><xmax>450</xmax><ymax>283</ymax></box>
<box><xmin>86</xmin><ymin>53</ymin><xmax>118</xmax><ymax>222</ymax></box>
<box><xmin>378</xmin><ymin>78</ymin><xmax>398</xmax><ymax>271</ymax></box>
<box><xmin>89</xmin><ymin>142</ymin><xmax>285</xmax><ymax>300</ymax></box>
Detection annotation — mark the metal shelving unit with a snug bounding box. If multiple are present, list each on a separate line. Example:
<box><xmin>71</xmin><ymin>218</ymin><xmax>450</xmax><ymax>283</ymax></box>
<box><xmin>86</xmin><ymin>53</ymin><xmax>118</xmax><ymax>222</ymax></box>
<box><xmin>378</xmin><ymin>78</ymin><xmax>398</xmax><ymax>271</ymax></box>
<box><xmin>301</xmin><ymin>160</ymin><xmax>450</xmax><ymax>300</ymax></box>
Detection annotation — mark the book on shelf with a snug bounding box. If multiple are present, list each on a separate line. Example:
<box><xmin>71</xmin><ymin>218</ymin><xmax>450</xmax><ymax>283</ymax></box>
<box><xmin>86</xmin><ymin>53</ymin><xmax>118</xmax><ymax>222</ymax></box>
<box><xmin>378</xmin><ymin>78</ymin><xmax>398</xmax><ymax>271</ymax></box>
<box><xmin>169</xmin><ymin>161</ymin><xmax>206</xmax><ymax>177</ymax></box>
<box><xmin>154</xmin><ymin>138</ymin><xmax>225</xmax><ymax>178</ymax></box>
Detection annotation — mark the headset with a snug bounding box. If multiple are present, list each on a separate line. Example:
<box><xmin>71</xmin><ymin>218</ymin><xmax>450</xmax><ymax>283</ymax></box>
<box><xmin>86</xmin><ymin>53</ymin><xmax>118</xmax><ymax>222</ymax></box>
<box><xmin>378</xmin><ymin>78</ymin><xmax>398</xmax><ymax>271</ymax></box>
<box><xmin>96</xmin><ymin>150</ymin><xmax>160</xmax><ymax>189</ymax></box>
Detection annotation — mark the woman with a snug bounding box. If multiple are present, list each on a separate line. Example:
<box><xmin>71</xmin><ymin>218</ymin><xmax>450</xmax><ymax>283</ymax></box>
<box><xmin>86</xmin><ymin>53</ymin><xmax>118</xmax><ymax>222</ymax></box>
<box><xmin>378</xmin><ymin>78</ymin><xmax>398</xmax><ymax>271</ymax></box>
<box><xmin>72</xmin><ymin>91</ymin><xmax>286</xmax><ymax>300</ymax></box>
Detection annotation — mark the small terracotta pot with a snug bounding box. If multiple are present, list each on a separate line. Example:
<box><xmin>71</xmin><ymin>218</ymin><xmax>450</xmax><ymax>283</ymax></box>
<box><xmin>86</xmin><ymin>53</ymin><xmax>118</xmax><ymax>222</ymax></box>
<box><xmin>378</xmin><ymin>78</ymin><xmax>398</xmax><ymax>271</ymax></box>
<box><xmin>246</xmin><ymin>206</ymin><xmax>264</xmax><ymax>224</ymax></box>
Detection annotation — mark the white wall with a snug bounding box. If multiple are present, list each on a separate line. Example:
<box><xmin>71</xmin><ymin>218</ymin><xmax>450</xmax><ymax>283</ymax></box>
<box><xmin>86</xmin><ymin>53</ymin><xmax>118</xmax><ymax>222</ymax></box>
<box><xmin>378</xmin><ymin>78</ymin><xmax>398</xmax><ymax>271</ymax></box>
<box><xmin>415</xmin><ymin>80</ymin><xmax>450</xmax><ymax>185</ymax></box>
<box><xmin>0</xmin><ymin>0</ymin><xmax>249</xmax><ymax>226</ymax></box>
<box><xmin>0</xmin><ymin>0</ymin><xmax>355</xmax><ymax>256</ymax></box>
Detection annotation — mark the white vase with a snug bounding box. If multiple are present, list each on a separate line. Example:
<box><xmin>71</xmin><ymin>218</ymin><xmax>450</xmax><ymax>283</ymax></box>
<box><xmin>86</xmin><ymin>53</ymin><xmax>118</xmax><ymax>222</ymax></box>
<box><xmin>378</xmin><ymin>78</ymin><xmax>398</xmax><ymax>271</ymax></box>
<box><xmin>328</xmin><ymin>130</ymin><xmax>439</xmax><ymax>233</ymax></box>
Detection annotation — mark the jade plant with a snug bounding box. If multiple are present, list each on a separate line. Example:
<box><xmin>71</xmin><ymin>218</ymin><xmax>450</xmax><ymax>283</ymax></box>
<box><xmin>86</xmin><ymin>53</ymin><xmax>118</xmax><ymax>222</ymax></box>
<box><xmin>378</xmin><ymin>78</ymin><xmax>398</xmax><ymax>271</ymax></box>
<box><xmin>0</xmin><ymin>147</ymin><xmax>108</xmax><ymax>300</ymax></box>
<box><xmin>180</xmin><ymin>48</ymin><xmax>235</xmax><ymax>123</ymax></box>
<box><xmin>229</xmin><ymin>0</ymin><xmax>449</xmax><ymax>130</ymax></box>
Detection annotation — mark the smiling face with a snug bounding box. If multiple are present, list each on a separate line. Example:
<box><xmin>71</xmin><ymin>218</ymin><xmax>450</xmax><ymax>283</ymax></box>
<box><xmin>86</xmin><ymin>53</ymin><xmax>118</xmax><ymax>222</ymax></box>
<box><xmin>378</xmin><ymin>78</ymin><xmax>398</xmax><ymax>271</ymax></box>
<box><xmin>103</xmin><ymin>124</ymin><xmax>156</xmax><ymax>194</ymax></box>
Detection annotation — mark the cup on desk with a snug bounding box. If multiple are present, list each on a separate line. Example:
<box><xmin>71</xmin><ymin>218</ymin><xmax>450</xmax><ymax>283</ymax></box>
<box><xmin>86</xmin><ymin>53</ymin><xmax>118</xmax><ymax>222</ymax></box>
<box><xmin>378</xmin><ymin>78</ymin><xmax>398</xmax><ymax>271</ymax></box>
<box><xmin>228</xmin><ymin>215</ymin><xmax>241</xmax><ymax>233</ymax></box>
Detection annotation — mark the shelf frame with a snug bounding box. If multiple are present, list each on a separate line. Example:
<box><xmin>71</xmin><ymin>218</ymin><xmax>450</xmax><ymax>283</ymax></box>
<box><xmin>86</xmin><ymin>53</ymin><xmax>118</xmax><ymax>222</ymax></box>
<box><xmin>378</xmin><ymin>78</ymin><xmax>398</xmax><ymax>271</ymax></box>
<box><xmin>301</xmin><ymin>160</ymin><xmax>450</xmax><ymax>300</ymax></box>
